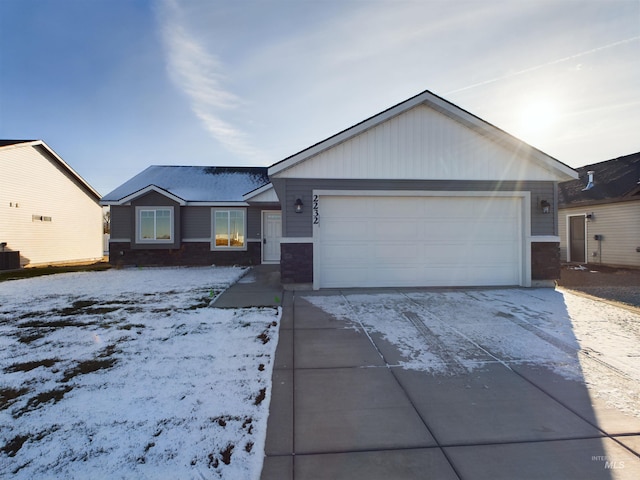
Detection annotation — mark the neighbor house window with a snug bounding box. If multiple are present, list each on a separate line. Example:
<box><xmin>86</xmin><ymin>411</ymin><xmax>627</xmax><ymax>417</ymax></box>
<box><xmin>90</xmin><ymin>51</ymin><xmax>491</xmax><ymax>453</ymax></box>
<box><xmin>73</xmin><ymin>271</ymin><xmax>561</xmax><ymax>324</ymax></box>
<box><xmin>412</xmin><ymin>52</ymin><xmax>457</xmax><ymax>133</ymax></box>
<box><xmin>213</xmin><ymin>209</ymin><xmax>246</xmax><ymax>249</ymax></box>
<box><xmin>137</xmin><ymin>207</ymin><xmax>173</xmax><ymax>243</ymax></box>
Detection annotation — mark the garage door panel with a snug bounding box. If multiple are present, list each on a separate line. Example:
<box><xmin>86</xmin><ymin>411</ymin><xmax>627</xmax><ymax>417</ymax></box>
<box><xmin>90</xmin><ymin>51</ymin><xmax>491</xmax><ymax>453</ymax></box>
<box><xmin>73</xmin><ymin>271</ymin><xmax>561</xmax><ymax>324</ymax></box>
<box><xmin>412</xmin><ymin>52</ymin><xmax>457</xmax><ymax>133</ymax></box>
<box><xmin>456</xmin><ymin>241</ymin><xmax>518</xmax><ymax>258</ymax></box>
<box><xmin>322</xmin><ymin>219</ymin><xmax>369</xmax><ymax>242</ymax></box>
<box><xmin>373</xmin><ymin>221</ymin><xmax>420</xmax><ymax>240</ymax></box>
<box><xmin>478</xmin><ymin>245</ymin><xmax>519</xmax><ymax>263</ymax></box>
<box><xmin>375</xmin><ymin>197</ymin><xmax>424</xmax><ymax>216</ymax></box>
<box><xmin>422</xmin><ymin>243</ymin><xmax>466</xmax><ymax>264</ymax></box>
<box><xmin>424</xmin><ymin>198</ymin><xmax>463</xmax><ymax>215</ymax></box>
<box><xmin>424</xmin><ymin>222</ymin><xmax>472</xmax><ymax>240</ymax></box>
<box><xmin>375</xmin><ymin>266</ymin><xmax>422</xmax><ymax>285</ymax></box>
<box><xmin>317</xmin><ymin>195</ymin><xmax>522</xmax><ymax>288</ymax></box>
<box><xmin>321</xmin><ymin>243</ymin><xmax>369</xmax><ymax>263</ymax></box>
<box><xmin>465</xmin><ymin>266</ymin><xmax>518</xmax><ymax>283</ymax></box>
<box><xmin>320</xmin><ymin>267</ymin><xmax>368</xmax><ymax>288</ymax></box>
<box><xmin>476</xmin><ymin>200</ymin><xmax>518</xmax><ymax>217</ymax></box>
<box><xmin>373</xmin><ymin>243</ymin><xmax>420</xmax><ymax>263</ymax></box>
<box><xmin>324</xmin><ymin>197</ymin><xmax>370</xmax><ymax>216</ymax></box>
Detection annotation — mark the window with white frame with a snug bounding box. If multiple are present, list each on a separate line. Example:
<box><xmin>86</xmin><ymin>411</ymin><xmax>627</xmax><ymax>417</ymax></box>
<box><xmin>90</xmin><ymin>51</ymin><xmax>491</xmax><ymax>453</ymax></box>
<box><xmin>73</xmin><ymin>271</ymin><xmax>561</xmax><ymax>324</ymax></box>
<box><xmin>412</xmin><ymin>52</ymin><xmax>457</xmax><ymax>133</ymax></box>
<box><xmin>137</xmin><ymin>207</ymin><xmax>173</xmax><ymax>242</ymax></box>
<box><xmin>213</xmin><ymin>209</ymin><xmax>246</xmax><ymax>249</ymax></box>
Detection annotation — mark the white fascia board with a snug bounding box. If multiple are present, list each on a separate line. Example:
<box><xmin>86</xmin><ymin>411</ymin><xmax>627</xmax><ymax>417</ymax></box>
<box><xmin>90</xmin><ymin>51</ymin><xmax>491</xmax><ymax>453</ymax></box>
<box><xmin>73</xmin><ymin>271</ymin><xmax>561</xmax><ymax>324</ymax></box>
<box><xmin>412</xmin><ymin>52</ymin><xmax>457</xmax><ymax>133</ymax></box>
<box><xmin>114</xmin><ymin>185</ymin><xmax>187</xmax><ymax>206</ymax></box>
<box><xmin>186</xmin><ymin>201</ymin><xmax>249</xmax><ymax>207</ymax></box>
<box><xmin>102</xmin><ymin>199</ymin><xmax>250</xmax><ymax>207</ymax></box>
<box><xmin>243</xmin><ymin>183</ymin><xmax>279</xmax><ymax>202</ymax></box>
<box><xmin>312</xmin><ymin>189</ymin><xmax>530</xmax><ymax>199</ymax></box>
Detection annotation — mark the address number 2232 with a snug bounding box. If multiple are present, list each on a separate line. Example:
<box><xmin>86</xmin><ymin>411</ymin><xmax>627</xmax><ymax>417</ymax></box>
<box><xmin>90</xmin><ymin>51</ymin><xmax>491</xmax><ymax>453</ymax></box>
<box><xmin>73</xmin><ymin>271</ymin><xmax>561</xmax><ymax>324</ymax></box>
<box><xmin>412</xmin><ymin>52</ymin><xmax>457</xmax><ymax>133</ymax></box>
<box><xmin>312</xmin><ymin>195</ymin><xmax>319</xmax><ymax>225</ymax></box>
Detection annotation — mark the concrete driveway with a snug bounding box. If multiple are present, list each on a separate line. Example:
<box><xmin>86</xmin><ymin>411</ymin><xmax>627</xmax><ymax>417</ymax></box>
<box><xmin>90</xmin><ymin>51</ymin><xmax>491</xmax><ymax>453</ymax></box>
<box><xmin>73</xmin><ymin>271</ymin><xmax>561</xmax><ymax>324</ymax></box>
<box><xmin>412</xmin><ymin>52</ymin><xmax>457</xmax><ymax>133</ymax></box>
<box><xmin>262</xmin><ymin>288</ymin><xmax>640</xmax><ymax>480</ymax></box>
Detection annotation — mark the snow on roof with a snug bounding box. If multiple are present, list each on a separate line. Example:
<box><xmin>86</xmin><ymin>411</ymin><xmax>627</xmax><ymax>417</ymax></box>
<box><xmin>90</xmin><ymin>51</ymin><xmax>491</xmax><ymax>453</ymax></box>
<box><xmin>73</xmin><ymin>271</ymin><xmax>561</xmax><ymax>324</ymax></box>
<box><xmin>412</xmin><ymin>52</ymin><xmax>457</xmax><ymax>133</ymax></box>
<box><xmin>102</xmin><ymin>166</ymin><xmax>270</xmax><ymax>204</ymax></box>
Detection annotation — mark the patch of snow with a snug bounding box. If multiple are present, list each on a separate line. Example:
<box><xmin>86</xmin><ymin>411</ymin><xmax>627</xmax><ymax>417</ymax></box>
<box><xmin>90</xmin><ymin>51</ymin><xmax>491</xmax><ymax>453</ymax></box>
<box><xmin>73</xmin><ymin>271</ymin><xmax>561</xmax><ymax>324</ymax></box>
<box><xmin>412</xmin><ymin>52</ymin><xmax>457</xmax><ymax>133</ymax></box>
<box><xmin>303</xmin><ymin>288</ymin><xmax>640</xmax><ymax>417</ymax></box>
<box><xmin>0</xmin><ymin>266</ymin><xmax>280</xmax><ymax>479</ymax></box>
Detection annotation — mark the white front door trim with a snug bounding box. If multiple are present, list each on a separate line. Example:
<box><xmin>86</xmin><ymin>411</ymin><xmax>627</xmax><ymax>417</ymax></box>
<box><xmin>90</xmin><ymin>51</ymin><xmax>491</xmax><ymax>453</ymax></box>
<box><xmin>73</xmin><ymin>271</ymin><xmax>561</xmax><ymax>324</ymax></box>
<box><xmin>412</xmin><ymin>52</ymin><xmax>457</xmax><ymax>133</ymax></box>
<box><xmin>312</xmin><ymin>190</ymin><xmax>531</xmax><ymax>289</ymax></box>
<box><xmin>262</xmin><ymin>210</ymin><xmax>282</xmax><ymax>264</ymax></box>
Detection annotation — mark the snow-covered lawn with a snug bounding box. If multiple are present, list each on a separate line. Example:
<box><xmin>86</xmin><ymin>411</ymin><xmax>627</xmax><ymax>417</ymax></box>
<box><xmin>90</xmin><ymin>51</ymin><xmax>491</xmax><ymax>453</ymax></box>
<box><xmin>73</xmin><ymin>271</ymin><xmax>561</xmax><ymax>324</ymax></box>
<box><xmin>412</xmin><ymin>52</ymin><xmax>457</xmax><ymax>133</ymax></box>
<box><xmin>304</xmin><ymin>288</ymin><xmax>640</xmax><ymax>417</ymax></box>
<box><xmin>0</xmin><ymin>267</ymin><xmax>280</xmax><ymax>479</ymax></box>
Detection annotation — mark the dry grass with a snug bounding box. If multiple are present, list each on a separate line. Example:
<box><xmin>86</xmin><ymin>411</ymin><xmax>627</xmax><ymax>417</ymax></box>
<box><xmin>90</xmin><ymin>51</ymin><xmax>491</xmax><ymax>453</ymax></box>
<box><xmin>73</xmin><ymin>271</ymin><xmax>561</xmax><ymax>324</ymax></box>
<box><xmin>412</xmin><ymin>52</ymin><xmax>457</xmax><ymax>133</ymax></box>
<box><xmin>0</xmin><ymin>262</ymin><xmax>111</xmax><ymax>282</ymax></box>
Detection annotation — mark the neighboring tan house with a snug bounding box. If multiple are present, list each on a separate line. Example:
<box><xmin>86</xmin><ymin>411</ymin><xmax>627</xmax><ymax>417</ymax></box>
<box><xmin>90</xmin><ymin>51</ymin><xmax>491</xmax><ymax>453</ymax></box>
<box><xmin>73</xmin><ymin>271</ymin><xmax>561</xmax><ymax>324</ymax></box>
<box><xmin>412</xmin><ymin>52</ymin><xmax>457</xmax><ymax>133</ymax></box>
<box><xmin>558</xmin><ymin>152</ymin><xmax>640</xmax><ymax>268</ymax></box>
<box><xmin>103</xmin><ymin>89</ymin><xmax>578</xmax><ymax>288</ymax></box>
<box><xmin>101</xmin><ymin>166</ymin><xmax>281</xmax><ymax>266</ymax></box>
<box><xmin>0</xmin><ymin>140</ymin><xmax>103</xmax><ymax>268</ymax></box>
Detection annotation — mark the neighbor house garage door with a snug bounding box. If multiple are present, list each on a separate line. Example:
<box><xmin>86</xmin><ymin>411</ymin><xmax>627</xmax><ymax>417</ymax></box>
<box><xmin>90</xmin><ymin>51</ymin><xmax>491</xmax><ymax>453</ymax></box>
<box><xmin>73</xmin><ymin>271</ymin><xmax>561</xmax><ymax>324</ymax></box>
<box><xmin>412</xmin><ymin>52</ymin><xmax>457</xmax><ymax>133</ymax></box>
<box><xmin>316</xmin><ymin>195</ymin><xmax>523</xmax><ymax>288</ymax></box>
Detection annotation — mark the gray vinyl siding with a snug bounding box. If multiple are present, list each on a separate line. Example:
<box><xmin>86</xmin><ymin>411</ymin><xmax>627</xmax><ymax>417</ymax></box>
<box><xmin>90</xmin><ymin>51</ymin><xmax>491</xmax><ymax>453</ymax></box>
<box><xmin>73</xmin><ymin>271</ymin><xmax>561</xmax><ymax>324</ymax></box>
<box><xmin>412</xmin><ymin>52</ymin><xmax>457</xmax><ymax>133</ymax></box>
<box><xmin>247</xmin><ymin>206</ymin><xmax>263</xmax><ymax>242</ymax></box>
<box><xmin>530</xmin><ymin>182</ymin><xmax>557</xmax><ymax>235</ymax></box>
<box><xmin>273</xmin><ymin>178</ymin><xmax>556</xmax><ymax>238</ymax></box>
<box><xmin>116</xmin><ymin>204</ymin><xmax>276</xmax><ymax>245</ymax></box>
<box><xmin>132</xmin><ymin>191</ymin><xmax>177</xmax><ymax>206</ymax></box>
<box><xmin>559</xmin><ymin>200</ymin><xmax>640</xmax><ymax>267</ymax></box>
<box><xmin>182</xmin><ymin>207</ymin><xmax>211</xmax><ymax>239</ymax></box>
<box><xmin>110</xmin><ymin>206</ymin><xmax>131</xmax><ymax>239</ymax></box>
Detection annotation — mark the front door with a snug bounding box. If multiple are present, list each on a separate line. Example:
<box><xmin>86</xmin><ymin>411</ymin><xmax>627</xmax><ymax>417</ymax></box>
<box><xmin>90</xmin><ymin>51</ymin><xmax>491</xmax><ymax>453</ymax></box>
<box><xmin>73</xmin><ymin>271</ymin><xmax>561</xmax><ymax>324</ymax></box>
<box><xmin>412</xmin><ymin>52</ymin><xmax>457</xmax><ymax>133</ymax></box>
<box><xmin>569</xmin><ymin>215</ymin><xmax>586</xmax><ymax>263</ymax></box>
<box><xmin>262</xmin><ymin>211</ymin><xmax>282</xmax><ymax>263</ymax></box>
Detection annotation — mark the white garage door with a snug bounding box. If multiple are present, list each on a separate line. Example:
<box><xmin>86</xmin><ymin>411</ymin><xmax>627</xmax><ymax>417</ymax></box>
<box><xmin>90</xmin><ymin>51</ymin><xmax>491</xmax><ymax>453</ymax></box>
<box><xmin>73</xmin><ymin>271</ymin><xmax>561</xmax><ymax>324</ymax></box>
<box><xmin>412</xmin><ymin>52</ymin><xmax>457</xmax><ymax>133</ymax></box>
<box><xmin>316</xmin><ymin>195</ymin><xmax>523</xmax><ymax>288</ymax></box>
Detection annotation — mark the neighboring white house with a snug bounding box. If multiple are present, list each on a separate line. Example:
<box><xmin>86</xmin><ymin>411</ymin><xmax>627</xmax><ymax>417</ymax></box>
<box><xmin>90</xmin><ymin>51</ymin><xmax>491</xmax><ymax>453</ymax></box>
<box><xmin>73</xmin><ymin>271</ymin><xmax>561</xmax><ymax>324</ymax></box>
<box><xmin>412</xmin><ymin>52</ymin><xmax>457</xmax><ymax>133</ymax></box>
<box><xmin>0</xmin><ymin>140</ymin><xmax>103</xmax><ymax>267</ymax></box>
<box><xmin>558</xmin><ymin>152</ymin><xmax>640</xmax><ymax>268</ymax></box>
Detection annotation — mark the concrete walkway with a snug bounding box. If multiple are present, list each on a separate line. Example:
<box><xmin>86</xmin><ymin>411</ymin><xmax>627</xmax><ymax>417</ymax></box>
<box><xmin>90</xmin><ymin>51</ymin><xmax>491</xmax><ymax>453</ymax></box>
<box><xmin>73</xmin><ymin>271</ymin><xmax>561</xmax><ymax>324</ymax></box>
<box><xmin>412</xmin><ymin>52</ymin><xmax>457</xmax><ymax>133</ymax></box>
<box><xmin>211</xmin><ymin>264</ymin><xmax>283</xmax><ymax>308</ymax></box>
<box><xmin>261</xmin><ymin>290</ymin><xmax>640</xmax><ymax>480</ymax></box>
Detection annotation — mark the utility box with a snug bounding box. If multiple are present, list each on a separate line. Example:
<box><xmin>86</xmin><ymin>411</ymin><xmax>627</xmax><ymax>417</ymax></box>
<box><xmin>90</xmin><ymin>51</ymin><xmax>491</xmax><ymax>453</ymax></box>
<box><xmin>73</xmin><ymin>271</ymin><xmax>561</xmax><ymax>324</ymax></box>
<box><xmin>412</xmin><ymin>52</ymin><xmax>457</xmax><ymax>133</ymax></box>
<box><xmin>0</xmin><ymin>251</ymin><xmax>20</xmax><ymax>270</ymax></box>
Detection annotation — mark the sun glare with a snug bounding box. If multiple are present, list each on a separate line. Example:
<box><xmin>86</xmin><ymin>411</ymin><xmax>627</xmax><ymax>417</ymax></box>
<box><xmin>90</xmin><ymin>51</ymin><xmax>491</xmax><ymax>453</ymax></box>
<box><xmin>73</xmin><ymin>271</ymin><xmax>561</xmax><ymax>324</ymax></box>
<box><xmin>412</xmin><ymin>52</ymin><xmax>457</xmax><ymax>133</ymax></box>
<box><xmin>519</xmin><ymin>97</ymin><xmax>560</xmax><ymax>135</ymax></box>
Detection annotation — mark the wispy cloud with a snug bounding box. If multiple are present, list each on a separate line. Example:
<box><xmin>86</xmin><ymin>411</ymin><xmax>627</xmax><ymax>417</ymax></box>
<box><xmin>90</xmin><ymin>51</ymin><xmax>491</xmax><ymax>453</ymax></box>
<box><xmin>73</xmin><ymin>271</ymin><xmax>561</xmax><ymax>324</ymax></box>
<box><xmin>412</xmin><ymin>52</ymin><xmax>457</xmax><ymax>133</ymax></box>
<box><xmin>157</xmin><ymin>0</ymin><xmax>265</xmax><ymax>162</ymax></box>
<box><xmin>446</xmin><ymin>35</ymin><xmax>640</xmax><ymax>95</ymax></box>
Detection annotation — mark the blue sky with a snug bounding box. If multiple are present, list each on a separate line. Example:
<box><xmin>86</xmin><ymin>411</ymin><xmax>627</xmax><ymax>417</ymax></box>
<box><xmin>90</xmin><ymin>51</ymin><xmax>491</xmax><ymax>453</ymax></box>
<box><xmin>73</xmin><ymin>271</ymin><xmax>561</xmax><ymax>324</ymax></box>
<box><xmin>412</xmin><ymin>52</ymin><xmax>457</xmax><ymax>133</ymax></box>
<box><xmin>1</xmin><ymin>0</ymin><xmax>639</xmax><ymax>195</ymax></box>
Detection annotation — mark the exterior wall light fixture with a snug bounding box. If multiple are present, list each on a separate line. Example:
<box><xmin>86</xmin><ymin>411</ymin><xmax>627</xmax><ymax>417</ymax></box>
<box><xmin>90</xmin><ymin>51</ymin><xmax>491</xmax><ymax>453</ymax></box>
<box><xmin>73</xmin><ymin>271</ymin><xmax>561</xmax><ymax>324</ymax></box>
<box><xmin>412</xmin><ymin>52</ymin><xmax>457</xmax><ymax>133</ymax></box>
<box><xmin>294</xmin><ymin>198</ymin><xmax>303</xmax><ymax>213</ymax></box>
<box><xmin>540</xmin><ymin>200</ymin><xmax>551</xmax><ymax>214</ymax></box>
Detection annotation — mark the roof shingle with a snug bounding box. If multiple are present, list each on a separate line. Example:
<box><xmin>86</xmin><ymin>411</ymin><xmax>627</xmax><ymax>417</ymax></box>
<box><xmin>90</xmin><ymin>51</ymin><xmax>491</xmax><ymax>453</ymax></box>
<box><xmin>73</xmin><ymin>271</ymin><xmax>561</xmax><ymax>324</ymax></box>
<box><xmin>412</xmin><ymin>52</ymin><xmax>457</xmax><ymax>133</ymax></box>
<box><xmin>101</xmin><ymin>166</ymin><xmax>270</xmax><ymax>203</ymax></box>
<box><xmin>558</xmin><ymin>152</ymin><xmax>640</xmax><ymax>207</ymax></box>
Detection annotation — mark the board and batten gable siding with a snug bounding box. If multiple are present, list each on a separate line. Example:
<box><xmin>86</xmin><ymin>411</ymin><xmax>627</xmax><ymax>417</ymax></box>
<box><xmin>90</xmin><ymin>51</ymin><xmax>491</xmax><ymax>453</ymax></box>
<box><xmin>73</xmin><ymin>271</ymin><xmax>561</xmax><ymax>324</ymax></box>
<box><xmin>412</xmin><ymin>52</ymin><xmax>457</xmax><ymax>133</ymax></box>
<box><xmin>273</xmin><ymin>178</ymin><xmax>556</xmax><ymax>239</ymax></box>
<box><xmin>275</xmin><ymin>105</ymin><xmax>564</xmax><ymax>182</ymax></box>
<box><xmin>0</xmin><ymin>144</ymin><xmax>102</xmax><ymax>266</ymax></box>
<box><xmin>559</xmin><ymin>201</ymin><xmax>640</xmax><ymax>267</ymax></box>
